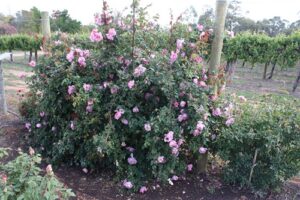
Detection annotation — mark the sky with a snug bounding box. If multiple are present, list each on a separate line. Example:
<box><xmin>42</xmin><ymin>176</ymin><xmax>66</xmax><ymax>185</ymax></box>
<box><xmin>0</xmin><ymin>0</ymin><xmax>300</xmax><ymax>25</ymax></box>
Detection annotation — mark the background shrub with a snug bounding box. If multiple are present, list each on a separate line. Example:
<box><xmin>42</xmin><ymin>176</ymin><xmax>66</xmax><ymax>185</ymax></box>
<box><xmin>217</xmin><ymin>95</ymin><xmax>300</xmax><ymax>191</ymax></box>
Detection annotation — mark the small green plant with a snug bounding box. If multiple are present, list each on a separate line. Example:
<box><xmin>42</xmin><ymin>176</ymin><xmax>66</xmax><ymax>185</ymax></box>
<box><xmin>0</xmin><ymin>148</ymin><xmax>75</xmax><ymax>200</ymax></box>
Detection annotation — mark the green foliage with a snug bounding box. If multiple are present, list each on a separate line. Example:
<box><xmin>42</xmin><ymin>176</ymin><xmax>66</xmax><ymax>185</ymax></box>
<box><xmin>0</xmin><ymin>148</ymin><xmax>75</xmax><ymax>200</ymax></box>
<box><xmin>223</xmin><ymin>32</ymin><xmax>300</xmax><ymax>69</ymax></box>
<box><xmin>50</xmin><ymin>10</ymin><xmax>81</xmax><ymax>34</ymax></box>
<box><xmin>22</xmin><ymin>2</ymin><xmax>226</xmax><ymax>190</ymax></box>
<box><xmin>0</xmin><ymin>34</ymin><xmax>42</xmax><ymax>51</ymax></box>
<box><xmin>217</xmin><ymin>95</ymin><xmax>300</xmax><ymax>192</ymax></box>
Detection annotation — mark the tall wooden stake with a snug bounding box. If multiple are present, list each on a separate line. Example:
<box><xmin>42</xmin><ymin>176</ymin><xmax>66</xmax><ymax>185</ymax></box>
<box><xmin>208</xmin><ymin>0</ymin><xmax>228</xmax><ymax>93</ymax></box>
<box><xmin>41</xmin><ymin>11</ymin><xmax>51</xmax><ymax>39</ymax></box>
<box><xmin>0</xmin><ymin>61</ymin><xmax>7</xmax><ymax>115</ymax></box>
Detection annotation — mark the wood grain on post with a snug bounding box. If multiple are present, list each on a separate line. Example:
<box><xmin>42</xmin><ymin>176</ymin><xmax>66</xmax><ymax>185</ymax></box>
<box><xmin>208</xmin><ymin>0</ymin><xmax>228</xmax><ymax>88</ymax></box>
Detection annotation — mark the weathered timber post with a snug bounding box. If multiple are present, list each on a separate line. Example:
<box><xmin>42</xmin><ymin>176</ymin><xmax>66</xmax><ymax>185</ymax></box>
<box><xmin>293</xmin><ymin>67</ymin><xmax>300</xmax><ymax>92</ymax></box>
<box><xmin>0</xmin><ymin>53</ymin><xmax>11</xmax><ymax>115</ymax></box>
<box><xmin>41</xmin><ymin>11</ymin><xmax>51</xmax><ymax>39</ymax></box>
<box><xmin>198</xmin><ymin>0</ymin><xmax>228</xmax><ymax>174</ymax></box>
<box><xmin>208</xmin><ymin>0</ymin><xmax>228</xmax><ymax>90</ymax></box>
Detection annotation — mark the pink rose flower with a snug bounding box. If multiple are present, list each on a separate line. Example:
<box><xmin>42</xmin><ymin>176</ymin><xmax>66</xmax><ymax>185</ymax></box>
<box><xmin>170</xmin><ymin>51</ymin><xmax>178</xmax><ymax>64</ymax></box>
<box><xmin>25</xmin><ymin>122</ymin><xmax>31</xmax><ymax>130</ymax></box>
<box><xmin>139</xmin><ymin>186</ymin><xmax>148</xmax><ymax>194</ymax></box>
<box><xmin>68</xmin><ymin>85</ymin><xmax>76</xmax><ymax>95</ymax></box>
<box><xmin>114</xmin><ymin>108</ymin><xmax>124</xmax><ymax>120</ymax></box>
<box><xmin>212</xmin><ymin>108</ymin><xmax>222</xmax><ymax>116</ymax></box>
<box><xmin>110</xmin><ymin>86</ymin><xmax>118</xmax><ymax>94</ymax></box>
<box><xmin>40</xmin><ymin>111</ymin><xmax>45</xmax><ymax>117</ymax></box>
<box><xmin>78</xmin><ymin>56</ymin><xmax>86</xmax><ymax>67</ymax></box>
<box><xmin>172</xmin><ymin>175</ymin><xmax>179</xmax><ymax>181</ymax></box>
<box><xmin>29</xmin><ymin>60</ymin><xmax>36</xmax><ymax>67</ymax></box>
<box><xmin>133</xmin><ymin>64</ymin><xmax>146</xmax><ymax>77</ymax></box>
<box><xmin>127</xmin><ymin>154</ymin><xmax>137</xmax><ymax>165</ymax></box>
<box><xmin>106</xmin><ymin>28</ymin><xmax>117</xmax><ymax>40</ymax></box>
<box><xmin>164</xmin><ymin>131</ymin><xmax>174</xmax><ymax>142</ymax></box>
<box><xmin>157</xmin><ymin>156</ymin><xmax>165</xmax><ymax>163</ymax></box>
<box><xmin>199</xmin><ymin>147</ymin><xmax>207</xmax><ymax>154</ymax></box>
<box><xmin>83</xmin><ymin>83</ymin><xmax>92</xmax><ymax>92</ymax></box>
<box><xmin>180</xmin><ymin>101</ymin><xmax>186</xmax><ymax>107</ymax></box>
<box><xmin>128</xmin><ymin>80</ymin><xmax>135</xmax><ymax>89</ymax></box>
<box><xmin>171</xmin><ymin>147</ymin><xmax>179</xmax><ymax>156</ymax></box>
<box><xmin>176</xmin><ymin>39</ymin><xmax>184</xmax><ymax>50</ymax></box>
<box><xmin>36</xmin><ymin>123</ymin><xmax>41</xmax><ymax>128</ymax></box>
<box><xmin>169</xmin><ymin>140</ymin><xmax>178</xmax><ymax>148</ymax></box>
<box><xmin>66</xmin><ymin>51</ymin><xmax>74</xmax><ymax>62</ymax></box>
<box><xmin>173</xmin><ymin>101</ymin><xmax>179</xmax><ymax>108</ymax></box>
<box><xmin>225</xmin><ymin>117</ymin><xmax>235</xmax><ymax>126</ymax></box>
<box><xmin>199</xmin><ymin>81</ymin><xmax>207</xmax><ymax>87</ymax></box>
<box><xmin>121</xmin><ymin>119</ymin><xmax>129</xmax><ymax>125</ymax></box>
<box><xmin>196</xmin><ymin>121</ymin><xmax>205</xmax><ymax>131</ymax></box>
<box><xmin>90</xmin><ymin>28</ymin><xmax>103</xmax><ymax>42</ymax></box>
<box><xmin>197</xmin><ymin>24</ymin><xmax>204</xmax><ymax>31</ymax></box>
<box><xmin>132</xmin><ymin>106</ymin><xmax>139</xmax><ymax>113</ymax></box>
<box><xmin>144</xmin><ymin>123</ymin><xmax>151</xmax><ymax>132</ymax></box>
<box><xmin>123</xmin><ymin>180</ymin><xmax>133</xmax><ymax>189</ymax></box>
<box><xmin>193</xmin><ymin>129</ymin><xmax>200</xmax><ymax>136</ymax></box>
<box><xmin>187</xmin><ymin>164</ymin><xmax>193</xmax><ymax>171</ymax></box>
<box><xmin>82</xmin><ymin>168</ymin><xmax>88</xmax><ymax>173</ymax></box>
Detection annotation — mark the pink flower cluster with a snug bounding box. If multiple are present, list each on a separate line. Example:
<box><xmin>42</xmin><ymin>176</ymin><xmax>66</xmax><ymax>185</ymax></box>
<box><xmin>106</xmin><ymin>28</ymin><xmax>117</xmax><ymax>40</ymax></box>
<box><xmin>133</xmin><ymin>64</ymin><xmax>146</xmax><ymax>77</ymax></box>
<box><xmin>83</xmin><ymin>83</ymin><xmax>92</xmax><ymax>92</ymax></box>
<box><xmin>192</xmin><ymin>121</ymin><xmax>205</xmax><ymax>136</ymax></box>
<box><xmin>199</xmin><ymin>147</ymin><xmax>207</xmax><ymax>154</ymax></box>
<box><xmin>66</xmin><ymin>48</ymin><xmax>90</xmax><ymax>67</ymax></box>
<box><xmin>176</xmin><ymin>39</ymin><xmax>184</xmax><ymax>50</ymax></box>
<box><xmin>144</xmin><ymin>123</ymin><xmax>151</xmax><ymax>132</ymax></box>
<box><xmin>128</xmin><ymin>80</ymin><xmax>135</xmax><ymax>89</ymax></box>
<box><xmin>170</xmin><ymin>50</ymin><xmax>178</xmax><ymax>64</ymax></box>
<box><xmin>212</xmin><ymin>108</ymin><xmax>222</xmax><ymax>116</ymax></box>
<box><xmin>123</xmin><ymin>180</ymin><xmax>133</xmax><ymax>189</ymax></box>
<box><xmin>177</xmin><ymin>112</ymin><xmax>188</xmax><ymax>122</ymax></box>
<box><xmin>127</xmin><ymin>154</ymin><xmax>137</xmax><ymax>165</ymax></box>
<box><xmin>163</xmin><ymin>131</ymin><xmax>184</xmax><ymax>157</ymax></box>
<box><xmin>28</xmin><ymin>60</ymin><xmax>36</xmax><ymax>67</ymax></box>
<box><xmin>114</xmin><ymin>108</ymin><xmax>124</xmax><ymax>120</ymax></box>
<box><xmin>90</xmin><ymin>28</ymin><xmax>103</xmax><ymax>42</ymax></box>
<box><xmin>86</xmin><ymin>99</ymin><xmax>94</xmax><ymax>113</ymax></box>
<box><xmin>68</xmin><ymin>85</ymin><xmax>76</xmax><ymax>95</ymax></box>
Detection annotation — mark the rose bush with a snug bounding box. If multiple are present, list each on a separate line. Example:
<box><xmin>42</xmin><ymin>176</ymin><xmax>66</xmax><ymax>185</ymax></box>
<box><xmin>21</xmin><ymin>1</ymin><xmax>231</xmax><ymax>191</ymax></box>
<box><xmin>217</xmin><ymin>95</ymin><xmax>300</xmax><ymax>193</ymax></box>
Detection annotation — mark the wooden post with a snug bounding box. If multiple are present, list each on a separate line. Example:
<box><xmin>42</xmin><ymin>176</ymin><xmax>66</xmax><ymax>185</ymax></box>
<box><xmin>0</xmin><ymin>61</ymin><xmax>7</xmax><ymax>115</ymax></box>
<box><xmin>41</xmin><ymin>11</ymin><xmax>51</xmax><ymax>39</ymax></box>
<box><xmin>293</xmin><ymin>67</ymin><xmax>300</xmax><ymax>92</ymax></box>
<box><xmin>208</xmin><ymin>0</ymin><xmax>228</xmax><ymax>92</ymax></box>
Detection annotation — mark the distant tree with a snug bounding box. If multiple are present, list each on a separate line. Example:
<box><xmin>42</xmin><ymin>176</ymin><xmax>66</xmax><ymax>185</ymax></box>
<box><xmin>225</xmin><ymin>0</ymin><xmax>242</xmax><ymax>31</ymax></box>
<box><xmin>285</xmin><ymin>19</ymin><xmax>300</xmax><ymax>34</ymax></box>
<box><xmin>233</xmin><ymin>17</ymin><xmax>258</xmax><ymax>33</ymax></box>
<box><xmin>50</xmin><ymin>10</ymin><xmax>81</xmax><ymax>33</ymax></box>
<box><xmin>13</xmin><ymin>7</ymin><xmax>41</xmax><ymax>34</ymax></box>
<box><xmin>198</xmin><ymin>7</ymin><xmax>214</xmax><ymax>28</ymax></box>
<box><xmin>257</xmin><ymin>17</ymin><xmax>288</xmax><ymax>36</ymax></box>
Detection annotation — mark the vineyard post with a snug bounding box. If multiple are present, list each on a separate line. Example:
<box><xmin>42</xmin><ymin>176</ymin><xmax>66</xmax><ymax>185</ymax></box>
<box><xmin>0</xmin><ymin>53</ymin><xmax>11</xmax><ymax>115</ymax></box>
<box><xmin>293</xmin><ymin>67</ymin><xmax>300</xmax><ymax>92</ymax></box>
<box><xmin>198</xmin><ymin>0</ymin><xmax>228</xmax><ymax>174</ymax></box>
<box><xmin>41</xmin><ymin>11</ymin><xmax>51</xmax><ymax>39</ymax></box>
<box><xmin>208</xmin><ymin>0</ymin><xmax>228</xmax><ymax>93</ymax></box>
